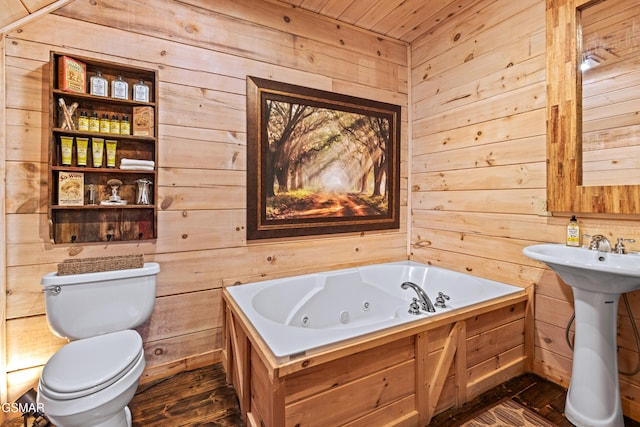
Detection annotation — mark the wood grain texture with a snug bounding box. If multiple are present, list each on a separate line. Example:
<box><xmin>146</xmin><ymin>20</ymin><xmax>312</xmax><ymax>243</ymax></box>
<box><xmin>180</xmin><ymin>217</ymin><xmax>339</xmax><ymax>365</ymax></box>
<box><xmin>1</xmin><ymin>0</ymin><xmax>408</xmax><ymax>403</ymax></box>
<box><xmin>547</xmin><ymin>0</ymin><xmax>640</xmax><ymax>213</ymax></box>
<box><xmin>2</xmin><ymin>0</ymin><xmax>640</xmax><ymax>423</ymax></box>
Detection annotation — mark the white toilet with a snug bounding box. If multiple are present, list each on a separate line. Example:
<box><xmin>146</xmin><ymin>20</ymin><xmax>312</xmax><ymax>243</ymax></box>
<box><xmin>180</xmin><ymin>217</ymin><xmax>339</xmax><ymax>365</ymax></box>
<box><xmin>37</xmin><ymin>262</ymin><xmax>160</xmax><ymax>427</ymax></box>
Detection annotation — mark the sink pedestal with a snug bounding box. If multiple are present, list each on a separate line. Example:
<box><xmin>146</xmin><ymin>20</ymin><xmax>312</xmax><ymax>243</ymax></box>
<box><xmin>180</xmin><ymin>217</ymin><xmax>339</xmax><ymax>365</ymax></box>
<box><xmin>566</xmin><ymin>287</ymin><xmax>623</xmax><ymax>427</ymax></box>
<box><xmin>523</xmin><ymin>244</ymin><xmax>640</xmax><ymax>427</ymax></box>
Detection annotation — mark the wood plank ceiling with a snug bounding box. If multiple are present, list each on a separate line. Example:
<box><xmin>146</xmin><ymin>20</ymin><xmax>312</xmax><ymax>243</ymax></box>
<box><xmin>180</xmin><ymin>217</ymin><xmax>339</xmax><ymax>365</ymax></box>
<box><xmin>0</xmin><ymin>0</ymin><xmax>72</xmax><ymax>33</ymax></box>
<box><xmin>272</xmin><ymin>0</ymin><xmax>471</xmax><ymax>43</ymax></box>
<box><xmin>2</xmin><ymin>0</ymin><xmax>472</xmax><ymax>45</ymax></box>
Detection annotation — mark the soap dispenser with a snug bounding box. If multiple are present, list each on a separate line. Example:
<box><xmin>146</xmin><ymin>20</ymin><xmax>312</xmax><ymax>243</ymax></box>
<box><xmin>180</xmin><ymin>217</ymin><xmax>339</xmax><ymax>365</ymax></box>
<box><xmin>566</xmin><ymin>215</ymin><xmax>580</xmax><ymax>247</ymax></box>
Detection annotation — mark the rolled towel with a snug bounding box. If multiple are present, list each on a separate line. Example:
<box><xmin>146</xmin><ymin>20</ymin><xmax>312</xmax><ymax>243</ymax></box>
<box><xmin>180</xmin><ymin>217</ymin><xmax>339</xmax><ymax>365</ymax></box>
<box><xmin>120</xmin><ymin>165</ymin><xmax>155</xmax><ymax>171</ymax></box>
<box><xmin>120</xmin><ymin>158</ymin><xmax>155</xmax><ymax>168</ymax></box>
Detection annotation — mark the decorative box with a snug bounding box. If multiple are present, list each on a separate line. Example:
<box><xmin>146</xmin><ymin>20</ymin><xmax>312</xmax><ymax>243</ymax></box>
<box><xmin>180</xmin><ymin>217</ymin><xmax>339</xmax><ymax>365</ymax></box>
<box><xmin>58</xmin><ymin>171</ymin><xmax>84</xmax><ymax>206</ymax></box>
<box><xmin>57</xmin><ymin>56</ymin><xmax>86</xmax><ymax>94</ymax></box>
<box><xmin>133</xmin><ymin>106</ymin><xmax>154</xmax><ymax>136</ymax></box>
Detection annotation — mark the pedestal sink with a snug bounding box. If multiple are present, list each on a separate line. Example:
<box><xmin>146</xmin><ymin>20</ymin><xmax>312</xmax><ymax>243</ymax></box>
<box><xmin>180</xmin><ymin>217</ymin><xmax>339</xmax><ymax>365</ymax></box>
<box><xmin>523</xmin><ymin>243</ymin><xmax>640</xmax><ymax>427</ymax></box>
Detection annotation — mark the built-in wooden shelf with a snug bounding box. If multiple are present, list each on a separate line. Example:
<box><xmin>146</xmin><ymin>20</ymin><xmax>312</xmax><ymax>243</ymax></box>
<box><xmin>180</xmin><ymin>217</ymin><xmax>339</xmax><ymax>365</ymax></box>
<box><xmin>48</xmin><ymin>51</ymin><xmax>159</xmax><ymax>244</ymax></box>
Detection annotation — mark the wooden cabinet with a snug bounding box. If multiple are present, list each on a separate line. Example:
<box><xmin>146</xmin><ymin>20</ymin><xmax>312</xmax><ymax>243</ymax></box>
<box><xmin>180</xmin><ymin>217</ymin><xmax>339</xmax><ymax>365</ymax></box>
<box><xmin>48</xmin><ymin>52</ymin><xmax>158</xmax><ymax>243</ymax></box>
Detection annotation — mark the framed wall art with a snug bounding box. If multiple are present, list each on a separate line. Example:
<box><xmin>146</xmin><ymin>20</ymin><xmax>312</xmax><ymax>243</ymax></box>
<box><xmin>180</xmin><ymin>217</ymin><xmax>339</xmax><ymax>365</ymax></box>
<box><xmin>246</xmin><ymin>76</ymin><xmax>401</xmax><ymax>240</ymax></box>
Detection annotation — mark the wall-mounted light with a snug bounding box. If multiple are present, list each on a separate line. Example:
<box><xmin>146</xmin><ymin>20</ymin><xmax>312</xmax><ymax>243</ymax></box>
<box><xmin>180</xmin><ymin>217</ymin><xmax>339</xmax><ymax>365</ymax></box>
<box><xmin>581</xmin><ymin>55</ymin><xmax>601</xmax><ymax>71</ymax></box>
<box><xmin>14</xmin><ymin>388</ymin><xmax>50</xmax><ymax>427</ymax></box>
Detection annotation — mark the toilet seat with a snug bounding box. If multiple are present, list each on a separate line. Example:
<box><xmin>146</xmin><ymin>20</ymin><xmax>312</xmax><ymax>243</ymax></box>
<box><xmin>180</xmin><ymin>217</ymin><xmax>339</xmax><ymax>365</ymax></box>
<box><xmin>40</xmin><ymin>330</ymin><xmax>143</xmax><ymax>400</ymax></box>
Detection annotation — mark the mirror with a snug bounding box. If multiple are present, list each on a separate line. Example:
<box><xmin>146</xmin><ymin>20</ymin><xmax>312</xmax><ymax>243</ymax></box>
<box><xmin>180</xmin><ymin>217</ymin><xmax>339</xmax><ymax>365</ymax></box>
<box><xmin>546</xmin><ymin>0</ymin><xmax>640</xmax><ymax>214</ymax></box>
<box><xmin>581</xmin><ymin>0</ymin><xmax>640</xmax><ymax>186</ymax></box>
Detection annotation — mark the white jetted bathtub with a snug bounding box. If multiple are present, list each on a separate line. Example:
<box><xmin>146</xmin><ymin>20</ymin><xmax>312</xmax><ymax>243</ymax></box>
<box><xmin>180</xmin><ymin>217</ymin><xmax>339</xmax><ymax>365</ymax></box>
<box><xmin>225</xmin><ymin>260</ymin><xmax>522</xmax><ymax>359</ymax></box>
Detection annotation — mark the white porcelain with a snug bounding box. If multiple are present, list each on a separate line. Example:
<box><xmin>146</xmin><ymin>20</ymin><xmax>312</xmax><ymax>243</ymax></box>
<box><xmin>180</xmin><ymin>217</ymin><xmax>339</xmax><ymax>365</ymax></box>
<box><xmin>38</xmin><ymin>331</ymin><xmax>145</xmax><ymax>427</ymax></box>
<box><xmin>38</xmin><ymin>263</ymin><xmax>159</xmax><ymax>427</ymax></box>
<box><xmin>40</xmin><ymin>330</ymin><xmax>142</xmax><ymax>399</ymax></box>
<box><xmin>226</xmin><ymin>261</ymin><xmax>522</xmax><ymax>361</ymax></box>
<box><xmin>41</xmin><ymin>262</ymin><xmax>159</xmax><ymax>340</ymax></box>
<box><xmin>523</xmin><ymin>244</ymin><xmax>640</xmax><ymax>293</ymax></box>
<box><xmin>523</xmin><ymin>244</ymin><xmax>640</xmax><ymax>427</ymax></box>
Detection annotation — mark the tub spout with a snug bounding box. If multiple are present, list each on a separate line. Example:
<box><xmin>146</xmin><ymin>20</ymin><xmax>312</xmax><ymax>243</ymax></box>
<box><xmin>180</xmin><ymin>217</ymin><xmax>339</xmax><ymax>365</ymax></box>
<box><xmin>401</xmin><ymin>281</ymin><xmax>435</xmax><ymax>313</ymax></box>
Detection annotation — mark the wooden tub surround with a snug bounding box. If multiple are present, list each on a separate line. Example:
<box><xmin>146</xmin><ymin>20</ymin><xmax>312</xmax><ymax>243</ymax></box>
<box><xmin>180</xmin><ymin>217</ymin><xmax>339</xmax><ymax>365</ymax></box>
<box><xmin>223</xmin><ymin>286</ymin><xmax>533</xmax><ymax>427</ymax></box>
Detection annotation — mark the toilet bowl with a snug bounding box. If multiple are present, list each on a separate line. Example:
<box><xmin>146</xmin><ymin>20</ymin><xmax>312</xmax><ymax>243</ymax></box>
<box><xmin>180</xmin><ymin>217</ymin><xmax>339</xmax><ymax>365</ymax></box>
<box><xmin>37</xmin><ymin>262</ymin><xmax>159</xmax><ymax>427</ymax></box>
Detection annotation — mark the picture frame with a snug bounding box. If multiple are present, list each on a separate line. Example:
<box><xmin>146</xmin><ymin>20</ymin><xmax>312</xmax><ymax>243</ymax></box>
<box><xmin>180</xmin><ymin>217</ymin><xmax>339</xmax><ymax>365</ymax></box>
<box><xmin>246</xmin><ymin>76</ymin><xmax>401</xmax><ymax>240</ymax></box>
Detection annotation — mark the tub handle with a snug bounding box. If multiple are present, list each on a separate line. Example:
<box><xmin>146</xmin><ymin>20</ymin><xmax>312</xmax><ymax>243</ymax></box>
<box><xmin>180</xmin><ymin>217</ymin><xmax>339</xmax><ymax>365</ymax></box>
<box><xmin>408</xmin><ymin>298</ymin><xmax>421</xmax><ymax>315</ymax></box>
<box><xmin>435</xmin><ymin>292</ymin><xmax>450</xmax><ymax>308</ymax></box>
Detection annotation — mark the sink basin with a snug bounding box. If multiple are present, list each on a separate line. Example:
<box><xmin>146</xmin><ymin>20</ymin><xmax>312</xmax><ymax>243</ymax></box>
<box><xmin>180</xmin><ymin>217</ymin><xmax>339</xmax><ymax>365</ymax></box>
<box><xmin>523</xmin><ymin>243</ymin><xmax>640</xmax><ymax>294</ymax></box>
<box><xmin>524</xmin><ymin>243</ymin><xmax>640</xmax><ymax>427</ymax></box>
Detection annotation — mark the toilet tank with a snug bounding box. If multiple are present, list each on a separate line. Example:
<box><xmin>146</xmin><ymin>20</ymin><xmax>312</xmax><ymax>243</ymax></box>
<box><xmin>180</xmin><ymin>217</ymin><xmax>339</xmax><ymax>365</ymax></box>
<box><xmin>41</xmin><ymin>262</ymin><xmax>160</xmax><ymax>340</ymax></box>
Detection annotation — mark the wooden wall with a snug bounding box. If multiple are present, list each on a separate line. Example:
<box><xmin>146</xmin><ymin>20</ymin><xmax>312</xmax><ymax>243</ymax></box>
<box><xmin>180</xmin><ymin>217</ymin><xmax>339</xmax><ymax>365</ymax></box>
<box><xmin>409</xmin><ymin>0</ymin><xmax>640</xmax><ymax>420</ymax></box>
<box><xmin>1</xmin><ymin>0</ymin><xmax>409</xmax><ymax>403</ymax></box>
<box><xmin>4</xmin><ymin>0</ymin><xmax>640</xmax><ymax>422</ymax></box>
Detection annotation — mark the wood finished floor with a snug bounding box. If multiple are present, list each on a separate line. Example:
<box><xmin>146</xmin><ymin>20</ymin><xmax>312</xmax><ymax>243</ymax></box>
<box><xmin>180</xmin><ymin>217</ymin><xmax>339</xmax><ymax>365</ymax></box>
<box><xmin>6</xmin><ymin>363</ymin><xmax>640</xmax><ymax>426</ymax></box>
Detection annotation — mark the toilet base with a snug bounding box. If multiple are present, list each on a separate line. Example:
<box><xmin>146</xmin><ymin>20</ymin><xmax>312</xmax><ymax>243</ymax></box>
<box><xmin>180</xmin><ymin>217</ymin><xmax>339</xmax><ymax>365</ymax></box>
<box><xmin>89</xmin><ymin>405</ymin><xmax>132</xmax><ymax>427</ymax></box>
<box><xmin>44</xmin><ymin>405</ymin><xmax>132</xmax><ymax>427</ymax></box>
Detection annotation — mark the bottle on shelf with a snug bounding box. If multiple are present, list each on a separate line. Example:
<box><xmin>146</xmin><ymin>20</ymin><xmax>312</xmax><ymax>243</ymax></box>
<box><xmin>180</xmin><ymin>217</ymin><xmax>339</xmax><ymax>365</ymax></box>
<box><xmin>89</xmin><ymin>112</ymin><xmax>99</xmax><ymax>132</ymax></box>
<box><xmin>77</xmin><ymin>111</ymin><xmax>89</xmax><ymax>131</ymax></box>
<box><xmin>99</xmin><ymin>114</ymin><xmax>110</xmax><ymax>134</ymax></box>
<box><xmin>90</xmin><ymin>71</ymin><xmax>108</xmax><ymax>97</ymax></box>
<box><xmin>120</xmin><ymin>115</ymin><xmax>130</xmax><ymax>135</ymax></box>
<box><xmin>133</xmin><ymin>79</ymin><xmax>150</xmax><ymax>102</ymax></box>
<box><xmin>111</xmin><ymin>75</ymin><xmax>129</xmax><ymax>100</ymax></box>
<box><xmin>110</xmin><ymin>115</ymin><xmax>120</xmax><ymax>134</ymax></box>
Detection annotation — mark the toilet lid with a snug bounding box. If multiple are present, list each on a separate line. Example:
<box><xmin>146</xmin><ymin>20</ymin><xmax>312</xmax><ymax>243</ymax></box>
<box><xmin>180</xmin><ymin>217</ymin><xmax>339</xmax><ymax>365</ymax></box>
<box><xmin>41</xmin><ymin>330</ymin><xmax>142</xmax><ymax>396</ymax></box>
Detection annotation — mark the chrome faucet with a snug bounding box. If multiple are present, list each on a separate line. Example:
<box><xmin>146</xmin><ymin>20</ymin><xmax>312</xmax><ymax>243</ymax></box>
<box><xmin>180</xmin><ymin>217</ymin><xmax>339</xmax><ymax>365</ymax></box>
<box><xmin>401</xmin><ymin>281</ymin><xmax>435</xmax><ymax>313</ymax></box>
<box><xmin>614</xmin><ymin>237</ymin><xmax>636</xmax><ymax>254</ymax></box>
<box><xmin>586</xmin><ymin>234</ymin><xmax>612</xmax><ymax>252</ymax></box>
<box><xmin>585</xmin><ymin>234</ymin><xmax>636</xmax><ymax>254</ymax></box>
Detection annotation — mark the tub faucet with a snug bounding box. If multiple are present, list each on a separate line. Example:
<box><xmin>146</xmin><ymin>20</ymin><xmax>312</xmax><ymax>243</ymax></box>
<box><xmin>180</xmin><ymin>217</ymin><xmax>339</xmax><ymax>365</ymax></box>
<box><xmin>401</xmin><ymin>281</ymin><xmax>435</xmax><ymax>313</ymax></box>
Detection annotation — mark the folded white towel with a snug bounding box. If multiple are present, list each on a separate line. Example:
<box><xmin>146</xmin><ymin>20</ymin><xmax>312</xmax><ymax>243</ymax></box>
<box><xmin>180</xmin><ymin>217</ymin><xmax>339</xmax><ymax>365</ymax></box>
<box><xmin>120</xmin><ymin>158</ymin><xmax>155</xmax><ymax>167</ymax></box>
<box><xmin>119</xmin><ymin>165</ymin><xmax>155</xmax><ymax>171</ymax></box>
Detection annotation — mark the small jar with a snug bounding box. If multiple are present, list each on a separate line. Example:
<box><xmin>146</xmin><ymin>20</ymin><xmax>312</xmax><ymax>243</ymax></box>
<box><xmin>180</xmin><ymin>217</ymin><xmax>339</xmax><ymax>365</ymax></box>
<box><xmin>77</xmin><ymin>111</ymin><xmax>89</xmax><ymax>132</ymax></box>
<box><xmin>90</xmin><ymin>71</ymin><xmax>108</xmax><ymax>97</ymax></box>
<box><xmin>110</xmin><ymin>115</ymin><xmax>120</xmax><ymax>134</ymax></box>
<box><xmin>88</xmin><ymin>112</ymin><xmax>99</xmax><ymax>132</ymax></box>
<box><xmin>111</xmin><ymin>75</ymin><xmax>129</xmax><ymax>100</ymax></box>
<box><xmin>99</xmin><ymin>114</ymin><xmax>110</xmax><ymax>133</ymax></box>
<box><xmin>120</xmin><ymin>115</ymin><xmax>130</xmax><ymax>135</ymax></box>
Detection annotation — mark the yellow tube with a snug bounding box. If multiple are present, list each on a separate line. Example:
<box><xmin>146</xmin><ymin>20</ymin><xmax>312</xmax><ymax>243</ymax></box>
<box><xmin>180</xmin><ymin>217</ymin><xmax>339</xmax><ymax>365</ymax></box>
<box><xmin>76</xmin><ymin>137</ymin><xmax>88</xmax><ymax>166</ymax></box>
<box><xmin>92</xmin><ymin>138</ymin><xmax>104</xmax><ymax>167</ymax></box>
<box><xmin>60</xmin><ymin>136</ymin><xmax>73</xmax><ymax>166</ymax></box>
<box><xmin>106</xmin><ymin>139</ymin><xmax>117</xmax><ymax>168</ymax></box>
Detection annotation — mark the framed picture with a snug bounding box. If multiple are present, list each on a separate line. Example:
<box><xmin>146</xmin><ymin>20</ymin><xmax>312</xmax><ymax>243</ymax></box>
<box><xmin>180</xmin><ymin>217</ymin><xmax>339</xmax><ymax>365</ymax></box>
<box><xmin>246</xmin><ymin>76</ymin><xmax>401</xmax><ymax>240</ymax></box>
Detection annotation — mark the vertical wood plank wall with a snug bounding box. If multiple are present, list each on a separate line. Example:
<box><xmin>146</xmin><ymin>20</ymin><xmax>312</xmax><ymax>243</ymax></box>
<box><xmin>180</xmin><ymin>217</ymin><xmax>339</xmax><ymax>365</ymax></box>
<box><xmin>3</xmin><ymin>0</ymin><xmax>640</xmax><ymax>422</ymax></box>
<box><xmin>409</xmin><ymin>0</ymin><xmax>640</xmax><ymax>420</ymax></box>
<box><xmin>1</xmin><ymin>0</ymin><xmax>409</xmax><ymax>401</ymax></box>
<box><xmin>0</xmin><ymin>33</ymin><xmax>8</xmax><ymax>419</ymax></box>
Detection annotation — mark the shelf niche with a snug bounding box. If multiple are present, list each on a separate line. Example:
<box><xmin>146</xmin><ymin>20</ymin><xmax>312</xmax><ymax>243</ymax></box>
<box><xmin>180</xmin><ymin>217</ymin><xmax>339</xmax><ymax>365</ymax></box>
<box><xmin>48</xmin><ymin>51</ymin><xmax>158</xmax><ymax>244</ymax></box>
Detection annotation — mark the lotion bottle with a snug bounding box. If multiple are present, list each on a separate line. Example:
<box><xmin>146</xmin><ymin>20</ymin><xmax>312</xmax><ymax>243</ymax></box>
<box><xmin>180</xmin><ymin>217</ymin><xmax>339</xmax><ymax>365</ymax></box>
<box><xmin>567</xmin><ymin>215</ymin><xmax>580</xmax><ymax>247</ymax></box>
